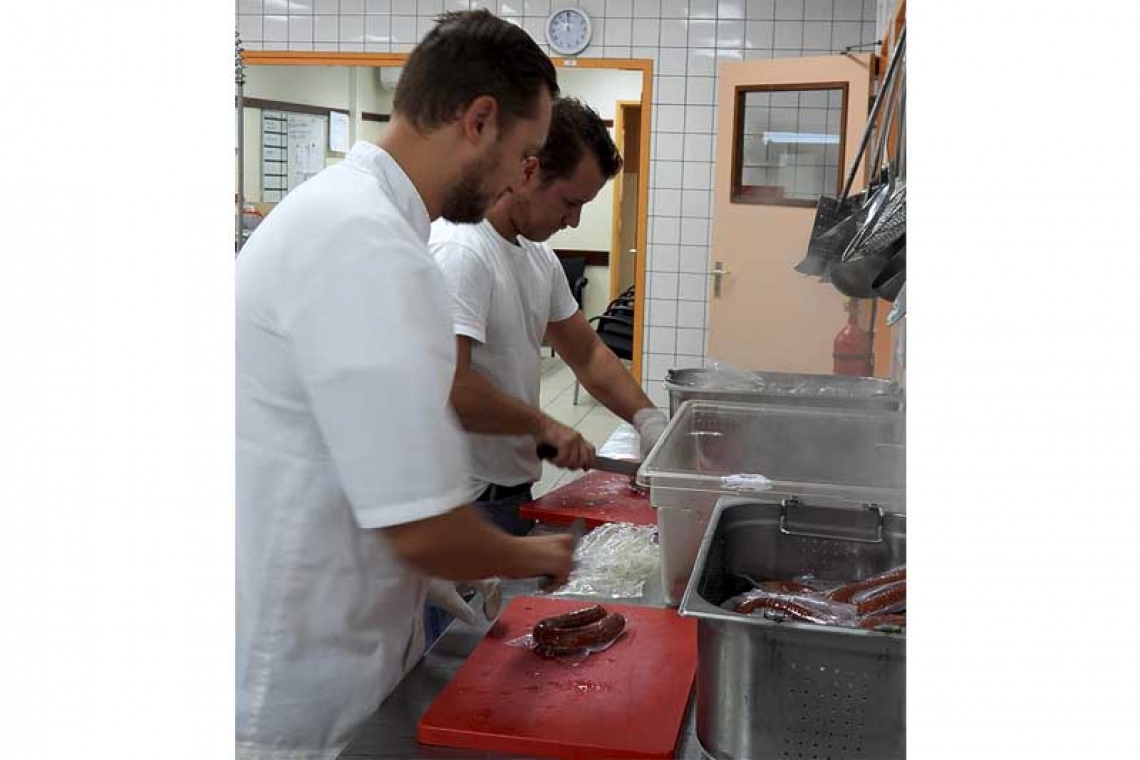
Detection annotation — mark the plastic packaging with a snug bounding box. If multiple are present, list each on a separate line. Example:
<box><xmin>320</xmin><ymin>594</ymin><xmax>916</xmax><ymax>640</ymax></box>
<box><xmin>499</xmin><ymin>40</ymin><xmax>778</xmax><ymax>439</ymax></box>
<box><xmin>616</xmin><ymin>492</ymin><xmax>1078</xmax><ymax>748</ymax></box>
<box><xmin>547</xmin><ymin>522</ymin><xmax>660</xmax><ymax>599</ymax></box>
<box><xmin>505</xmin><ymin>604</ymin><xmax>629</xmax><ymax>664</ymax></box>
<box><xmin>720</xmin><ymin>474</ymin><xmax>773</xmax><ymax>492</ymax></box>
<box><xmin>857</xmin><ymin>612</ymin><xmax>906</xmax><ymax>631</ymax></box>
<box><xmin>722</xmin><ymin>589</ymin><xmax>858</xmax><ymax>627</ymax></box>
<box><xmin>686</xmin><ymin>361</ymin><xmax>893</xmax><ymax>399</ymax></box>
<box><xmin>851</xmin><ymin>580</ymin><xmax>906</xmax><ymax>616</ymax></box>
<box><xmin>596</xmin><ymin>422</ymin><xmax>641</xmax><ymax>461</ymax></box>
<box><xmin>828</xmin><ymin>565</ymin><xmax>906</xmax><ymax>603</ymax></box>
<box><xmin>697</xmin><ymin>361</ymin><xmax>764</xmax><ymax>391</ymax></box>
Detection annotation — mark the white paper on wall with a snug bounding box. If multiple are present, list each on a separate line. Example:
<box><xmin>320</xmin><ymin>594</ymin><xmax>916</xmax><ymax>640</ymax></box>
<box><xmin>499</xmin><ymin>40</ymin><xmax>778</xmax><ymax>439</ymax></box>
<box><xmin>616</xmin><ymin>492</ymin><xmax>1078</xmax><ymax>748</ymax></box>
<box><xmin>286</xmin><ymin>113</ymin><xmax>327</xmax><ymax>190</ymax></box>
<box><xmin>329</xmin><ymin>111</ymin><xmax>349</xmax><ymax>154</ymax></box>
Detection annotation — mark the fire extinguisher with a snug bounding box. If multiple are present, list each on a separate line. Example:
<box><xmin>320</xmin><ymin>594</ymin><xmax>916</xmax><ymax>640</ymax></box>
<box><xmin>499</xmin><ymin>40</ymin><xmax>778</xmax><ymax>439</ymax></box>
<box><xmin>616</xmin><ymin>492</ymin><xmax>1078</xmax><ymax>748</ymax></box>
<box><xmin>833</xmin><ymin>298</ymin><xmax>875</xmax><ymax>377</ymax></box>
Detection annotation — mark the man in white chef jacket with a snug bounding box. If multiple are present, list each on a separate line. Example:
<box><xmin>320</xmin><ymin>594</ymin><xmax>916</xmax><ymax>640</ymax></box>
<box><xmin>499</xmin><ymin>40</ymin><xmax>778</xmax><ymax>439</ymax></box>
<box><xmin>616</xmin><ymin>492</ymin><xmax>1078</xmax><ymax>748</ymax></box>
<box><xmin>235</xmin><ymin>11</ymin><xmax>576</xmax><ymax>759</ymax></box>
<box><xmin>430</xmin><ymin>98</ymin><xmax>670</xmax><ymax>537</ymax></box>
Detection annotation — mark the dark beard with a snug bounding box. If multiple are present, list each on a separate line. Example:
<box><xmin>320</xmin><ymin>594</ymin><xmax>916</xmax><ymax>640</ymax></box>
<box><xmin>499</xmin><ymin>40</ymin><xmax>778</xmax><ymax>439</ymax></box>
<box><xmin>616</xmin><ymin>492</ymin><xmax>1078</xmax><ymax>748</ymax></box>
<box><xmin>440</xmin><ymin>152</ymin><xmax>497</xmax><ymax>224</ymax></box>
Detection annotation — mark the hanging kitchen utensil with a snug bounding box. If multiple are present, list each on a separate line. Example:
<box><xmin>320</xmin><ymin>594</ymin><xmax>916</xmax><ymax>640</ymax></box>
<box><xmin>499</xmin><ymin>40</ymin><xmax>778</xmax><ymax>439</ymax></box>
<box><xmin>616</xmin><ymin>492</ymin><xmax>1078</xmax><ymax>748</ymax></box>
<box><xmin>795</xmin><ymin>28</ymin><xmax>906</xmax><ymax>279</ymax></box>
<box><xmin>829</xmin><ymin>47</ymin><xmax>906</xmax><ymax>298</ymax></box>
<box><xmin>844</xmin><ymin>78</ymin><xmax>906</xmax><ymax>264</ymax></box>
<box><xmin>871</xmin><ymin>239</ymin><xmax>906</xmax><ymax>302</ymax></box>
<box><xmin>886</xmin><ymin>284</ymin><xmax>906</xmax><ymax>326</ymax></box>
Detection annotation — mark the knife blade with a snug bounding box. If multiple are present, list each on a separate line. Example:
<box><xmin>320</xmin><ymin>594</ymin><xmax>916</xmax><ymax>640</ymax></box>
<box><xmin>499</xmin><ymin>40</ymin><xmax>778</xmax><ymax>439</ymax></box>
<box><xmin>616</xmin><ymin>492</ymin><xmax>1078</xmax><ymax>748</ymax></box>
<box><xmin>535</xmin><ymin>444</ymin><xmax>641</xmax><ymax>477</ymax></box>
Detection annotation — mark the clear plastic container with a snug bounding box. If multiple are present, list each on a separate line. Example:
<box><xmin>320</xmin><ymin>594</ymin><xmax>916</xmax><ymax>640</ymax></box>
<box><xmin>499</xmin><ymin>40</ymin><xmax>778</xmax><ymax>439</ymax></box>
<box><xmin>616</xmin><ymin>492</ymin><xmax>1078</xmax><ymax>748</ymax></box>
<box><xmin>637</xmin><ymin>400</ymin><xmax>906</xmax><ymax>605</ymax></box>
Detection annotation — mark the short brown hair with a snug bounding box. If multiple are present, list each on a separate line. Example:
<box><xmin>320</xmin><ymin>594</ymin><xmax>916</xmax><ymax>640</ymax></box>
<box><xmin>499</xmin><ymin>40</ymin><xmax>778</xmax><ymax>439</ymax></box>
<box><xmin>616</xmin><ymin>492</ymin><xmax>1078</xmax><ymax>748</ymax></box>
<box><xmin>537</xmin><ymin>98</ymin><xmax>623</xmax><ymax>185</ymax></box>
<box><xmin>394</xmin><ymin>10</ymin><xmax>560</xmax><ymax>133</ymax></box>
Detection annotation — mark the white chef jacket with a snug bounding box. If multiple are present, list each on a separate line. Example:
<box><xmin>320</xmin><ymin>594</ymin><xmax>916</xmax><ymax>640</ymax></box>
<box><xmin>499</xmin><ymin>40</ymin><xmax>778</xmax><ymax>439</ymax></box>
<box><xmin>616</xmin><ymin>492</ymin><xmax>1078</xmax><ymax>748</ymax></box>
<box><xmin>430</xmin><ymin>219</ymin><xmax>579</xmax><ymax>501</ymax></box>
<box><xmin>236</xmin><ymin>142</ymin><xmax>470</xmax><ymax>759</ymax></box>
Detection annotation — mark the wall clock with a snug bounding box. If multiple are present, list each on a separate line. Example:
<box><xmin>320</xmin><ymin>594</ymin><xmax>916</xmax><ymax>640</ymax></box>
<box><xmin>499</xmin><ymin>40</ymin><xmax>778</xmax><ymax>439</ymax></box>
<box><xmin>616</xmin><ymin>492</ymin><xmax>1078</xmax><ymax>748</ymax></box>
<box><xmin>546</xmin><ymin>7</ymin><xmax>592</xmax><ymax>57</ymax></box>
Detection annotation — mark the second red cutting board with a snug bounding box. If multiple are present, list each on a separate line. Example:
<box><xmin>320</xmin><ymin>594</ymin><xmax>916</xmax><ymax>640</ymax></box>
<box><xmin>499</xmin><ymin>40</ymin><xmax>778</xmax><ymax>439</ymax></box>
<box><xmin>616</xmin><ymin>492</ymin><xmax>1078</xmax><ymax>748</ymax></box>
<box><xmin>519</xmin><ymin>470</ymin><xmax>656</xmax><ymax>529</ymax></box>
<box><xmin>417</xmin><ymin>596</ymin><xmax>697</xmax><ymax>759</ymax></box>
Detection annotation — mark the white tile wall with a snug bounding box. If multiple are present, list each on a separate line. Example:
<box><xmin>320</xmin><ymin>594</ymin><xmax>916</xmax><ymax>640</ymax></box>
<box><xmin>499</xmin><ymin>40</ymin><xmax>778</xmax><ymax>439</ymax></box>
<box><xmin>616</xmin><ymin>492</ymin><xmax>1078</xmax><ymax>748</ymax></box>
<box><xmin>648</xmin><ymin>299</ymin><xmax>678</xmax><ymax>327</ymax></box>
<box><xmin>678</xmin><ymin>299</ymin><xmax>706</xmax><ymax>329</ymax></box>
<box><xmin>718</xmin><ymin>0</ymin><xmax>746</xmax><ymax>20</ymax></box>
<box><xmin>658</xmin><ymin>47</ymin><xmax>687</xmax><ymax>75</ymax></box>
<box><xmin>679</xmin><ymin>245</ymin><xmax>708</xmax><ymax>274</ymax></box>
<box><xmin>649</xmin><ymin>242</ymin><xmax>680</xmax><ymax>270</ymax></box>
<box><xmin>654</xmin><ymin>132</ymin><xmax>684</xmax><ymax>161</ymax></box>
<box><xmin>236</xmin><ymin>0</ymin><xmax>878</xmax><ymax>390</ymax></box>
<box><xmin>676</xmin><ymin>327</ymin><xmax>707</xmax><ymax>356</ymax></box>
<box><xmin>365</xmin><ymin>15</ymin><xmax>390</xmax><ymax>41</ymax></box>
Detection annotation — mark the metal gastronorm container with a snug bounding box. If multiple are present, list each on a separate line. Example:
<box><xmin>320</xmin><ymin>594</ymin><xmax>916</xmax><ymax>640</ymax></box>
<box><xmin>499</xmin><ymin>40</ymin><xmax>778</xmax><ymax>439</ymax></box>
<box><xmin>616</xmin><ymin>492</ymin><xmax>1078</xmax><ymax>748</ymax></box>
<box><xmin>664</xmin><ymin>368</ymin><xmax>903</xmax><ymax>417</ymax></box>
<box><xmin>679</xmin><ymin>498</ymin><xmax>906</xmax><ymax>760</ymax></box>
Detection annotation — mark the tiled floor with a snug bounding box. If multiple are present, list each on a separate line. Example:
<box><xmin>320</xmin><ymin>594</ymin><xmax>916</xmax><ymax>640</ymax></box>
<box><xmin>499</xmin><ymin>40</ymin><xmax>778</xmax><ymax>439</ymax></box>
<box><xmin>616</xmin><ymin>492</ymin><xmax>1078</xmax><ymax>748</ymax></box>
<box><xmin>532</xmin><ymin>354</ymin><xmax>623</xmax><ymax>498</ymax></box>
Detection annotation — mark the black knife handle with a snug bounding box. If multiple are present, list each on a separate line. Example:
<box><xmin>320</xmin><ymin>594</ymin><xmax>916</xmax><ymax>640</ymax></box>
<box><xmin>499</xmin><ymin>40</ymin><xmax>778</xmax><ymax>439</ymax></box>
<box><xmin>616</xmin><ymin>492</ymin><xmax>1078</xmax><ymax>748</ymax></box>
<box><xmin>536</xmin><ymin>443</ymin><xmax>558</xmax><ymax>460</ymax></box>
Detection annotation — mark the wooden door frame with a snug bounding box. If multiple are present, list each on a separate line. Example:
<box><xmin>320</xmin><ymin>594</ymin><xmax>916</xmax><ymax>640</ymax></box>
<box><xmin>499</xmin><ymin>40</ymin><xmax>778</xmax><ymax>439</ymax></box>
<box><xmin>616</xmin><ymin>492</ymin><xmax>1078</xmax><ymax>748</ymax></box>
<box><xmin>610</xmin><ymin>99</ymin><xmax>641</xmax><ymax>302</ymax></box>
<box><xmin>240</xmin><ymin>51</ymin><xmax>653</xmax><ymax>384</ymax></box>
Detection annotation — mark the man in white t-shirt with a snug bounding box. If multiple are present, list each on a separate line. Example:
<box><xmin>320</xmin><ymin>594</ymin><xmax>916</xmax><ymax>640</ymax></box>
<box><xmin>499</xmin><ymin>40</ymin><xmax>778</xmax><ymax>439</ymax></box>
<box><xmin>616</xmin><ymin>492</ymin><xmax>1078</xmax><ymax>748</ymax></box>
<box><xmin>431</xmin><ymin>98</ymin><xmax>670</xmax><ymax>536</ymax></box>
<box><xmin>236</xmin><ymin>12</ymin><xmax>576</xmax><ymax>759</ymax></box>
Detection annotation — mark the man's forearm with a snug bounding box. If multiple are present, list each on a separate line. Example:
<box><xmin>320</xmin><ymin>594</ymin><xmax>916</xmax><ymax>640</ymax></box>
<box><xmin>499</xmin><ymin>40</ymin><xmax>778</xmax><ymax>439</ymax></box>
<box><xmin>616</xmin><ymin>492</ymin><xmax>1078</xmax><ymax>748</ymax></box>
<box><xmin>451</xmin><ymin>364</ymin><xmax>547</xmax><ymax>435</ymax></box>
<box><xmin>572</xmin><ymin>340</ymin><xmax>655</xmax><ymax>423</ymax></box>
<box><xmin>384</xmin><ymin>505</ymin><xmax>573</xmax><ymax>583</ymax></box>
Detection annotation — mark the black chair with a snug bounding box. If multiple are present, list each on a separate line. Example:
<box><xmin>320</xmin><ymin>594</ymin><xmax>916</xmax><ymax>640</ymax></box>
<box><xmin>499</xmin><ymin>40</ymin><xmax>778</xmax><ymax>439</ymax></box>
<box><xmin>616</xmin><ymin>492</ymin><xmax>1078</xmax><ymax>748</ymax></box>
<box><xmin>559</xmin><ymin>256</ymin><xmax>589</xmax><ymax>310</ymax></box>
<box><xmin>573</xmin><ymin>289</ymin><xmax>636</xmax><ymax>405</ymax></box>
<box><xmin>550</xmin><ymin>256</ymin><xmax>590</xmax><ymax>357</ymax></box>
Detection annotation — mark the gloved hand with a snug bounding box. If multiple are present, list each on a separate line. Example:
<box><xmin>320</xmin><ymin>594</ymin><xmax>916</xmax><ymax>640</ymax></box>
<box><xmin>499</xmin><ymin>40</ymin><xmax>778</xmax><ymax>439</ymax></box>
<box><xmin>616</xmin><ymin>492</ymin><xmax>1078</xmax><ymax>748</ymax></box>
<box><xmin>426</xmin><ymin>578</ymin><xmax>503</xmax><ymax>626</ymax></box>
<box><xmin>632</xmin><ymin>407</ymin><xmax>669</xmax><ymax>462</ymax></box>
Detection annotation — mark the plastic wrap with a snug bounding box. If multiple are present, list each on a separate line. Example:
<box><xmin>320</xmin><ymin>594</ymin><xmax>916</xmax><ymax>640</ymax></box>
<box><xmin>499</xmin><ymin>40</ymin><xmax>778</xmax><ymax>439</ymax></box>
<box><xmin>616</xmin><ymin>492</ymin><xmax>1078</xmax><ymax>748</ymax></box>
<box><xmin>857</xmin><ymin>612</ymin><xmax>906</xmax><ymax>631</ymax></box>
<box><xmin>679</xmin><ymin>362</ymin><xmax>893</xmax><ymax>398</ymax></box>
<box><xmin>851</xmin><ymin>580</ymin><xmax>906</xmax><ymax>616</ymax></box>
<box><xmin>505</xmin><ymin>604</ymin><xmax>629</xmax><ymax>664</ymax></box>
<box><xmin>828</xmin><ymin>565</ymin><xmax>906</xmax><ymax>603</ymax></box>
<box><xmin>722</xmin><ymin>589</ymin><xmax>858</xmax><ymax>627</ymax></box>
<box><xmin>546</xmin><ymin>522</ymin><xmax>660</xmax><ymax>599</ymax></box>
<box><xmin>692</xmin><ymin>362</ymin><xmax>763</xmax><ymax>391</ymax></box>
<box><xmin>596</xmin><ymin>422</ymin><xmax>641</xmax><ymax>461</ymax></box>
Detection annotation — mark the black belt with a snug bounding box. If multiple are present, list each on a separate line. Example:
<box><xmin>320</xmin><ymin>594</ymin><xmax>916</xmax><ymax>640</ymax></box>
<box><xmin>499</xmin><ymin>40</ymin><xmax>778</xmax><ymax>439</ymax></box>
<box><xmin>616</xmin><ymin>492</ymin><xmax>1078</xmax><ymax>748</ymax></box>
<box><xmin>477</xmin><ymin>482</ymin><xmax>533</xmax><ymax>502</ymax></box>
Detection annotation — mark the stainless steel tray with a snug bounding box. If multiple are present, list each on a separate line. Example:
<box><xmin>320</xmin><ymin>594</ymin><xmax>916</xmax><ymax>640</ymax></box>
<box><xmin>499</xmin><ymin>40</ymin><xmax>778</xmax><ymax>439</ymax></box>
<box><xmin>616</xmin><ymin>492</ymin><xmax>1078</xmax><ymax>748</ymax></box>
<box><xmin>680</xmin><ymin>498</ymin><xmax>905</xmax><ymax>760</ymax></box>
<box><xmin>664</xmin><ymin>368</ymin><xmax>903</xmax><ymax>417</ymax></box>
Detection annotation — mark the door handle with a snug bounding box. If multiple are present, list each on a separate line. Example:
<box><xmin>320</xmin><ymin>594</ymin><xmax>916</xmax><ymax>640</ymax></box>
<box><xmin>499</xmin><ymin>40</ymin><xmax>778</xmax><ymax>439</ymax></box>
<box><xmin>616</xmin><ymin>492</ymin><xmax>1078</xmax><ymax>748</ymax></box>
<box><xmin>708</xmin><ymin>261</ymin><xmax>730</xmax><ymax>298</ymax></box>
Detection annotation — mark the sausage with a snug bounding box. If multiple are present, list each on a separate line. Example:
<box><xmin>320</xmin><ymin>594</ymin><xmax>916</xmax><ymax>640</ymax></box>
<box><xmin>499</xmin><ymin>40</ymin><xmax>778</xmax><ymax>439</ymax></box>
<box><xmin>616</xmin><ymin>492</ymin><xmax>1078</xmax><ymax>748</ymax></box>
<box><xmin>857</xmin><ymin>613</ymin><xmax>906</xmax><ymax>630</ymax></box>
<box><xmin>534</xmin><ymin>612</ymin><xmax>626</xmax><ymax>649</ymax></box>
<box><xmin>533</xmin><ymin>609</ymin><xmax>627</xmax><ymax>650</ymax></box>
<box><xmin>735</xmin><ymin>596</ymin><xmax>838</xmax><ymax>626</ymax></box>
<box><xmin>828</xmin><ymin>565</ymin><xmax>906</xmax><ymax>603</ymax></box>
<box><xmin>851</xmin><ymin>580</ymin><xmax>906</xmax><ymax>616</ymax></box>
<box><xmin>531</xmin><ymin>606</ymin><xmax>611</xmax><ymax>642</ymax></box>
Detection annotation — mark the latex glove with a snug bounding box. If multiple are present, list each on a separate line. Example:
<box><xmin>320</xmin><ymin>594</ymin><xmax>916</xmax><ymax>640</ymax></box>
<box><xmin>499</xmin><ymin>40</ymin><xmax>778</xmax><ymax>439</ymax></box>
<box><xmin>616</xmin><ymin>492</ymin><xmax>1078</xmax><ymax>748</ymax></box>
<box><xmin>458</xmin><ymin>577</ymin><xmax>503</xmax><ymax>620</ymax></box>
<box><xmin>632</xmin><ymin>407</ymin><xmax>669</xmax><ymax>462</ymax></box>
<box><xmin>426</xmin><ymin>578</ymin><xmax>503</xmax><ymax>626</ymax></box>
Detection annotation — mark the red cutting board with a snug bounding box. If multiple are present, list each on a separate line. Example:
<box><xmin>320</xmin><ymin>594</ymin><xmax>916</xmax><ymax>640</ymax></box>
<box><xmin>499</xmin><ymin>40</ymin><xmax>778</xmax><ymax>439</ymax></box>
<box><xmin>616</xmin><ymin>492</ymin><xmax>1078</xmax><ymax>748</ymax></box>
<box><xmin>519</xmin><ymin>471</ymin><xmax>656</xmax><ymax>529</ymax></box>
<box><xmin>417</xmin><ymin>596</ymin><xmax>697</xmax><ymax>759</ymax></box>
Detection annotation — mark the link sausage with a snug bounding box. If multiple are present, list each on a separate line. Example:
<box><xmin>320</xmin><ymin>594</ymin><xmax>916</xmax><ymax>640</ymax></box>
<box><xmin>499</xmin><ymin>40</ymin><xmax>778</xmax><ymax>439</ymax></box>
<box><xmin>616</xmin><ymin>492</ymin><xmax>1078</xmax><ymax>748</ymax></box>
<box><xmin>851</xmin><ymin>580</ymin><xmax>906</xmax><ymax>616</ymax></box>
<box><xmin>735</xmin><ymin>596</ymin><xmax>838</xmax><ymax>625</ymax></box>
<box><xmin>533</xmin><ymin>612</ymin><xmax>626</xmax><ymax>649</ymax></box>
<box><xmin>532</xmin><ymin>605</ymin><xmax>607</xmax><ymax>636</ymax></box>
<box><xmin>857</xmin><ymin>613</ymin><xmax>906</xmax><ymax>630</ymax></box>
<box><xmin>828</xmin><ymin>565</ymin><xmax>906</xmax><ymax>603</ymax></box>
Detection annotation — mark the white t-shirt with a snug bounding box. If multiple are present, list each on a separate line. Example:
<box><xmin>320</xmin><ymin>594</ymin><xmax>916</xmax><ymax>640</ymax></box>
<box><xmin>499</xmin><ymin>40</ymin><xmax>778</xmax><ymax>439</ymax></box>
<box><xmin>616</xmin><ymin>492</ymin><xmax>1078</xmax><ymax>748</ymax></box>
<box><xmin>236</xmin><ymin>142</ymin><xmax>470</xmax><ymax>760</ymax></box>
<box><xmin>430</xmin><ymin>219</ymin><xmax>579</xmax><ymax>501</ymax></box>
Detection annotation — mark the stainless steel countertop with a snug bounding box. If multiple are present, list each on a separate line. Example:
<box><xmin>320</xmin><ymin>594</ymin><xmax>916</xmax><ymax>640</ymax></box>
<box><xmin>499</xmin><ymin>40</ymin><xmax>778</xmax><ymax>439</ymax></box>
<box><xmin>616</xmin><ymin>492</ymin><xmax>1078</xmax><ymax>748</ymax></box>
<box><xmin>338</xmin><ymin>574</ymin><xmax>708</xmax><ymax>759</ymax></box>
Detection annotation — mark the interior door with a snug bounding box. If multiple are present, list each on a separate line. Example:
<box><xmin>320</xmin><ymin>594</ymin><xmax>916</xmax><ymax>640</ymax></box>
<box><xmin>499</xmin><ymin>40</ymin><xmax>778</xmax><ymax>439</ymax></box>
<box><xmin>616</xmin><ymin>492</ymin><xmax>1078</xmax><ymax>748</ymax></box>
<box><xmin>610</xmin><ymin>101</ymin><xmax>641</xmax><ymax>300</ymax></box>
<box><xmin>707</xmin><ymin>54</ymin><xmax>874</xmax><ymax>373</ymax></box>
